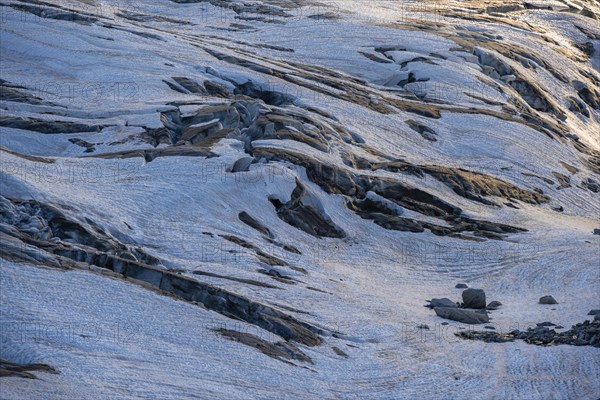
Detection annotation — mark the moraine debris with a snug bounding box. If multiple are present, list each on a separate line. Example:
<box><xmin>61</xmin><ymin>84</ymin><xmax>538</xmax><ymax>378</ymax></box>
<box><xmin>458</xmin><ymin>320</ymin><xmax>600</xmax><ymax>347</ymax></box>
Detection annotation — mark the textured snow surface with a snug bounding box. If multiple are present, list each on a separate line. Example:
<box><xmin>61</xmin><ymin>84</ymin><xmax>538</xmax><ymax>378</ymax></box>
<box><xmin>1</xmin><ymin>0</ymin><xmax>599</xmax><ymax>399</ymax></box>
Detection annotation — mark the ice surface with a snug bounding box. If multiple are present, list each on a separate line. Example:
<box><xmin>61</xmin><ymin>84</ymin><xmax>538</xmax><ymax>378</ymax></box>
<box><xmin>1</xmin><ymin>0</ymin><xmax>599</xmax><ymax>398</ymax></box>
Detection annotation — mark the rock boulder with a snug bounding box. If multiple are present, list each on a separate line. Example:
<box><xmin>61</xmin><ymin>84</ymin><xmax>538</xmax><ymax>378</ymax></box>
<box><xmin>539</xmin><ymin>295</ymin><xmax>558</xmax><ymax>305</ymax></box>
<box><xmin>434</xmin><ymin>307</ymin><xmax>490</xmax><ymax>324</ymax></box>
<box><xmin>426</xmin><ymin>298</ymin><xmax>457</xmax><ymax>309</ymax></box>
<box><xmin>462</xmin><ymin>288</ymin><xmax>486</xmax><ymax>309</ymax></box>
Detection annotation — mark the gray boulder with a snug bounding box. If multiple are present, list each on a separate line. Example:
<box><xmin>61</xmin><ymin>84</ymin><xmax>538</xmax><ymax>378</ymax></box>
<box><xmin>426</xmin><ymin>298</ymin><xmax>457</xmax><ymax>309</ymax></box>
<box><xmin>455</xmin><ymin>283</ymin><xmax>468</xmax><ymax>289</ymax></box>
<box><xmin>536</xmin><ymin>321</ymin><xmax>556</xmax><ymax>327</ymax></box>
<box><xmin>539</xmin><ymin>295</ymin><xmax>558</xmax><ymax>305</ymax></box>
<box><xmin>588</xmin><ymin>310</ymin><xmax>600</xmax><ymax>316</ymax></box>
<box><xmin>230</xmin><ymin>157</ymin><xmax>254</xmax><ymax>172</ymax></box>
<box><xmin>487</xmin><ymin>301</ymin><xmax>502</xmax><ymax>310</ymax></box>
<box><xmin>594</xmin><ymin>229</ymin><xmax>600</xmax><ymax>235</ymax></box>
<box><xmin>462</xmin><ymin>288</ymin><xmax>486</xmax><ymax>309</ymax></box>
<box><xmin>434</xmin><ymin>307</ymin><xmax>489</xmax><ymax>324</ymax></box>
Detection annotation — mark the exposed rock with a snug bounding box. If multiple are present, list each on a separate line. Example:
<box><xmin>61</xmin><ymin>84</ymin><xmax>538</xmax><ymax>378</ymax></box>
<box><xmin>537</xmin><ymin>322</ymin><xmax>556</xmax><ymax>327</ymax></box>
<box><xmin>474</xmin><ymin>47</ymin><xmax>513</xmax><ymax>77</ymax></box>
<box><xmin>171</xmin><ymin>0</ymin><xmax>292</xmax><ymax>18</ymax></box>
<box><xmin>426</xmin><ymin>298</ymin><xmax>457</xmax><ymax>309</ymax></box>
<box><xmin>0</xmin><ymin>195</ymin><xmax>161</xmax><ymax>267</ymax></box>
<box><xmin>214</xmin><ymin>328</ymin><xmax>312</xmax><ymax>364</ymax></box>
<box><xmin>0</xmin><ymin>359</ymin><xmax>58</xmax><ymax>379</ymax></box>
<box><xmin>460</xmin><ymin>320</ymin><xmax>600</xmax><ymax>347</ymax></box>
<box><xmin>219</xmin><ymin>235</ymin><xmax>260</xmax><ymax>251</ymax></box>
<box><xmin>234</xmin><ymin>81</ymin><xmax>295</xmax><ymax>106</ymax></box>
<box><xmin>331</xmin><ymin>346</ymin><xmax>349</xmax><ymax>358</ymax></box>
<box><xmin>552</xmin><ymin>172</ymin><xmax>571</xmax><ymax>189</ymax></box>
<box><xmin>350</xmin><ymin>191</ymin><xmax>405</xmax><ymax>217</ymax></box>
<box><xmin>359</xmin><ymin>51</ymin><xmax>393</xmax><ymax>64</ymax></box>
<box><xmin>307</xmin><ymin>13</ymin><xmax>339</xmax><ymax>21</ymax></box>
<box><xmin>581</xmin><ymin>178</ymin><xmax>599</xmax><ymax>193</ymax></box>
<box><xmin>0</xmin><ymin>80</ymin><xmax>47</xmax><ymax>105</ymax></box>
<box><xmin>371</xmin><ymin>162</ymin><xmax>550</xmax><ymax>206</ymax></box>
<box><xmin>434</xmin><ymin>307</ymin><xmax>490</xmax><ymax>324</ymax></box>
<box><xmin>257</xmin><ymin>251</ymin><xmax>288</xmax><ymax>267</ymax></box>
<box><xmin>594</xmin><ymin>229</ymin><xmax>600</xmax><ymax>236</ymax></box>
<box><xmin>0</xmin><ymin>117</ymin><xmax>103</xmax><ymax>134</ymax></box>
<box><xmin>417</xmin><ymin>324</ymin><xmax>430</xmax><ymax>330</ymax></box>
<box><xmin>116</xmin><ymin>10</ymin><xmax>193</xmax><ymax>25</ymax></box>
<box><xmin>510</xmin><ymin>78</ymin><xmax>560</xmax><ymax>115</ymax></box>
<box><xmin>487</xmin><ymin>300</ymin><xmax>502</xmax><ymax>310</ymax></box>
<box><xmin>219</xmin><ymin>234</ymin><xmax>288</xmax><ymax>266</ymax></box>
<box><xmin>255</xmin><ymin>147</ymin><xmax>533</xmax><ymax>240</ymax></box>
<box><xmin>455</xmin><ymin>283</ymin><xmax>468</xmax><ymax>289</ymax></box>
<box><xmin>94</xmin><ymin>145</ymin><xmax>217</xmax><ymax>163</ymax></box>
<box><xmin>567</xmin><ymin>96</ymin><xmax>590</xmax><ymax>117</ymax></box>
<box><xmin>539</xmin><ymin>295</ymin><xmax>558</xmax><ymax>305</ymax></box>
<box><xmin>172</xmin><ymin>77</ymin><xmax>207</xmax><ymax>95</ymax></box>
<box><xmin>9</xmin><ymin>3</ymin><xmax>97</xmax><ymax>24</ymax></box>
<box><xmin>405</xmin><ymin>119</ymin><xmax>437</xmax><ymax>141</ymax></box>
<box><xmin>0</xmin><ymin>196</ymin><xmax>324</xmax><ymax>347</ymax></box>
<box><xmin>462</xmin><ymin>288</ymin><xmax>487</xmax><ymax>309</ymax></box>
<box><xmin>230</xmin><ymin>157</ymin><xmax>254</xmax><ymax>172</ymax></box>
<box><xmin>510</xmin><ymin>321</ymin><xmax>600</xmax><ymax>347</ymax></box>
<box><xmin>456</xmin><ymin>330</ymin><xmax>514</xmax><ymax>343</ymax></box>
<box><xmin>191</xmin><ymin>269</ymin><xmax>278</xmax><ymax>289</ymax></box>
<box><xmin>580</xmin><ymin>8</ymin><xmax>598</xmax><ymax>20</ymax></box>
<box><xmin>204</xmin><ymin>80</ymin><xmax>230</xmax><ymax>97</ymax></box>
<box><xmin>258</xmin><ymin>268</ymin><xmax>295</xmax><ymax>284</ymax></box>
<box><xmin>588</xmin><ymin>310</ymin><xmax>600</xmax><ymax>316</ymax></box>
<box><xmin>560</xmin><ymin>161</ymin><xmax>579</xmax><ymax>175</ymax></box>
<box><xmin>68</xmin><ymin>138</ymin><xmax>95</xmax><ymax>153</ymax></box>
<box><xmin>573</xmin><ymin>80</ymin><xmax>600</xmax><ymax>110</ymax></box>
<box><xmin>238</xmin><ymin>211</ymin><xmax>273</xmax><ymax>238</ymax></box>
<box><xmin>270</xmin><ymin>179</ymin><xmax>345</xmax><ymax>238</ymax></box>
<box><xmin>264</xmin><ymin>237</ymin><xmax>301</xmax><ymax>255</ymax></box>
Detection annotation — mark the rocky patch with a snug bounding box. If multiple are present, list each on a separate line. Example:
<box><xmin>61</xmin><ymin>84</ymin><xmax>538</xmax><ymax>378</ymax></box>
<box><xmin>0</xmin><ymin>360</ymin><xmax>58</xmax><ymax>379</ymax></box>
<box><xmin>238</xmin><ymin>211</ymin><xmax>273</xmax><ymax>238</ymax></box>
<box><xmin>257</xmin><ymin>147</ymin><xmax>530</xmax><ymax>240</ymax></box>
<box><xmin>0</xmin><ymin>196</ymin><xmax>326</xmax><ymax>347</ymax></box>
<box><xmin>552</xmin><ymin>172</ymin><xmax>571</xmax><ymax>189</ymax></box>
<box><xmin>581</xmin><ymin>177</ymin><xmax>599</xmax><ymax>193</ymax></box>
<box><xmin>68</xmin><ymin>138</ymin><xmax>96</xmax><ymax>153</ymax></box>
<box><xmin>270</xmin><ymin>179</ymin><xmax>345</xmax><ymax>239</ymax></box>
<box><xmin>573</xmin><ymin>80</ymin><xmax>600</xmax><ymax>110</ymax></box>
<box><xmin>0</xmin><ymin>117</ymin><xmax>103</xmax><ymax>134</ymax></box>
<box><xmin>458</xmin><ymin>320</ymin><xmax>600</xmax><ymax>347</ymax></box>
<box><xmin>191</xmin><ymin>268</ymin><xmax>279</xmax><ymax>289</ymax></box>
<box><xmin>214</xmin><ymin>328</ymin><xmax>312</xmax><ymax>364</ymax></box>
<box><xmin>427</xmin><ymin>288</ymin><xmax>497</xmax><ymax>323</ymax></box>
<box><xmin>0</xmin><ymin>80</ymin><xmax>48</xmax><ymax>105</ymax></box>
<box><xmin>8</xmin><ymin>2</ymin><xmax>97</xmax><ymax>24</ymax></box>
<box><xmin>405</xmin><ymin>119</ymin><xmax>437</xmax><ymax>141</ymax></box>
